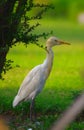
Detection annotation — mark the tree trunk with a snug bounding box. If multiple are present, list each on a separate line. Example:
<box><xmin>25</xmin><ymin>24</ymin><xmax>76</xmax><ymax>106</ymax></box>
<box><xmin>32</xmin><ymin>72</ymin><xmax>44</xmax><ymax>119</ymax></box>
<box><xmin>0</xmin><ymin>0</ymin><xmax>27</xmax><ymax>78</ymax></box>
<box><xmin>0</xmin><ymin>49</ymin><xmax>8</xmax><ymax>78</ymax></box>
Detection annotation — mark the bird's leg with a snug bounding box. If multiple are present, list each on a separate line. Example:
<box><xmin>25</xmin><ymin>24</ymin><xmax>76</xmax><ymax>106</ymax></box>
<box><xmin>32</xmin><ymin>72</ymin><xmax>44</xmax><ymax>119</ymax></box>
<box><xmin>30</xmin><ymin>98</ymin><xmax>36</xmax><ymax>121</ymax></box>
<box><xmin>30</xmin><ymin>100</ymin><xmax>33</xmax><ymax>121</ymax></box>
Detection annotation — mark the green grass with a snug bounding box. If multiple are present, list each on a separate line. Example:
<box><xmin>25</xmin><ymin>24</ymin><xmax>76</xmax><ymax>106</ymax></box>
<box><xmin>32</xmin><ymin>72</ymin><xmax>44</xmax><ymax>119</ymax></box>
<box><xmin>0</xmin><ymin>19</ymin><xmax>84</xmax><ymax>130</ymax></box>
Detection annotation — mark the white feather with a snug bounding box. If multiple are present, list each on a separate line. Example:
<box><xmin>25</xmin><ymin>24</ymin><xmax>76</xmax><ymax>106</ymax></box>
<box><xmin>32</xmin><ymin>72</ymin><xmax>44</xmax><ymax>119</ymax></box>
<box><xmin>13</xmin><ymin>95</ymin><xmax>21</xmax><ymax>107</ymax></box>
<box><xmin>13</xmin><ymin>64</ymin><xmax>47</xmax><ymax>107</ymax></box>
<box><xmin>13</xmin><ymin>37</ymin><xmax>69</xmax><ymax>109</ymax></box>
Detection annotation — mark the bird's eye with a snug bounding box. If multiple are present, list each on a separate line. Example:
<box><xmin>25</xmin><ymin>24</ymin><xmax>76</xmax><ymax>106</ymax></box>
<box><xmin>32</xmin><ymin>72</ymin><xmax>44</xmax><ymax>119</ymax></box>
<box><xmin>55</xmin><ymin>40</ymin><xmax>57</xmax><ymax>42</ymax></box>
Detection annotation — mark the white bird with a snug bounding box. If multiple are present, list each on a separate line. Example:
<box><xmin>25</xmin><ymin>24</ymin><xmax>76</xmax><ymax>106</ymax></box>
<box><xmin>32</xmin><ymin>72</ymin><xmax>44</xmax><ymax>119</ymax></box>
<box><xmin>13</xmin><ymin>36</ymin><xmax>70</xmax><ymax>120</ymax></box>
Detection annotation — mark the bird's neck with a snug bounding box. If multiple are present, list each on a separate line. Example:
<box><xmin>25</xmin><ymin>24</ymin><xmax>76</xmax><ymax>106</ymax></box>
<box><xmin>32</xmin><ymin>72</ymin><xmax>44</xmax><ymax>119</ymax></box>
<box><xmin>43</xmin><ymin>47</ymin><xmax>54</xmax><ymax>78</ymax></box>
<box><xmin>46</xmin><ymin>48</ymin><xmax>54</xmax><ymax>65</ymax></box>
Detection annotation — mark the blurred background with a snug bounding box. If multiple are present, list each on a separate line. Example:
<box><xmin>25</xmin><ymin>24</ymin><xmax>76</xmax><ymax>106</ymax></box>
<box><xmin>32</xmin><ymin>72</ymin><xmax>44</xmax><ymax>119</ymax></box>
<box><xmin>34</xmin><ymin>0</ymin><xmax>84</xmax><ymax>23</ymax></box>
<box><xmin>0</xmin><ymin>0</ymin><xmax>84</xmax><ymax>130</ymax></box>
<box><xmin>29</xmin><ymin>0</ymin><xmax>84</xmax><ymax>43</ymax></box>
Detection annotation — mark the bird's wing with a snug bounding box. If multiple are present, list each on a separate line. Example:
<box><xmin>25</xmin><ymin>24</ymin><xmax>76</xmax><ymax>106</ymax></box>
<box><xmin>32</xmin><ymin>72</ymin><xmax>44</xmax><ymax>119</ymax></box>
<box><xmin>18</xmin><ymin>65</ymin><xmax>41</xmax><ymax>93</ymax></box>
<box><xmin>17</xmin><ymin>64</ymin><xmax>45</xmax><ymax>100</ymax></box>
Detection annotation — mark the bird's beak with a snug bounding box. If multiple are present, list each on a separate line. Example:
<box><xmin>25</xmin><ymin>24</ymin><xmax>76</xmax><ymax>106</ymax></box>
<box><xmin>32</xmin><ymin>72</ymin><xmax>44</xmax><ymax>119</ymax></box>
<box><xmin>58</xmin><ymin>40</ymin><xmax>70</xmax><ymax>45</ymax></box>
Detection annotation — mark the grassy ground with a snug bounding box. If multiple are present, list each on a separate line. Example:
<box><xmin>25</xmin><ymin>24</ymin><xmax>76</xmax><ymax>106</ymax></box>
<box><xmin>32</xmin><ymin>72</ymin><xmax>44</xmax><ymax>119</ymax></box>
<box><xmin>0</xmin><ymin>19</ymin><xmax>84</xmax><ymax>130</ymax></box>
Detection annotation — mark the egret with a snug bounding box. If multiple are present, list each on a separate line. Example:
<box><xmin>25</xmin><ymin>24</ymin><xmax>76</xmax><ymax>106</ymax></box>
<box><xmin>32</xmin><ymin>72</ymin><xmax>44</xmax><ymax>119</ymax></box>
<box><xmin>13</xmin><ymin>36</ymin><xmax>70</xmax><ymax>120</ymax></box>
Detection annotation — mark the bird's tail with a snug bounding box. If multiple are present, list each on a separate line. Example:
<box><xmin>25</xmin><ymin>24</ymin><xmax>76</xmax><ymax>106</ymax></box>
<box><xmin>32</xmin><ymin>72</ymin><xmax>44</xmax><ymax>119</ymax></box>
<box><xmin>13</xmin><ymin>95</ymin><xmax>21</xmax><ymax>107</ymax></box>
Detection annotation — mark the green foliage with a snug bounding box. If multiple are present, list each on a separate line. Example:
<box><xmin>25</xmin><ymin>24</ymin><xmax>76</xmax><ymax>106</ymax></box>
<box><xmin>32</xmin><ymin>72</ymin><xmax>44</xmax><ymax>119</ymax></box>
<box><xmin>13</xmin><ymin>1</ymin><xmax>53</xmax><ymax>45</ymax></box>
<box><xmin>0</xmin><ymin>0</ymin><xmax>52</xmax><ymax>79</ymax></box>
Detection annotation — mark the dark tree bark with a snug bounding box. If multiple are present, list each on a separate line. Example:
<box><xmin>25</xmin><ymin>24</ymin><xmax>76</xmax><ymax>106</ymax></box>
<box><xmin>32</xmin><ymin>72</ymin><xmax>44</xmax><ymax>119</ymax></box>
<box><xmin>0</xmin><ymin>0</ymin><xmax>28</xmax><ymax>78</ymax></box>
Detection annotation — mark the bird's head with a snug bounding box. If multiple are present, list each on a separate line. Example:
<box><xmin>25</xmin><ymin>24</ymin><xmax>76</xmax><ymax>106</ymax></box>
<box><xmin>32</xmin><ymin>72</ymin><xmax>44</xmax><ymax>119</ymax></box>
<box><xmin>46</xmin><ymin>36</ymin><xmax>70</xmax><ymax>49</ymax></box>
